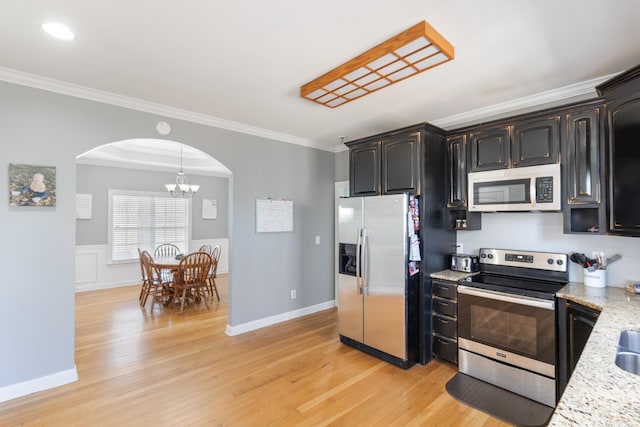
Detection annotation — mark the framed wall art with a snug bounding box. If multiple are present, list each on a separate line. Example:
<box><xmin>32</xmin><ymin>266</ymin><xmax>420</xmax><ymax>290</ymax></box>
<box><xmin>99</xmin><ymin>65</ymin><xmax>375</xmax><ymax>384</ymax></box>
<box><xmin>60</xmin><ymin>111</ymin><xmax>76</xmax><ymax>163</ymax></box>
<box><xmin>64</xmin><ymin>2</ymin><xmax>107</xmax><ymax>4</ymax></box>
<box><xmin>9</xmin><ymin>163</ymin><xmax>57</xmax><ymax>207</ymax></box>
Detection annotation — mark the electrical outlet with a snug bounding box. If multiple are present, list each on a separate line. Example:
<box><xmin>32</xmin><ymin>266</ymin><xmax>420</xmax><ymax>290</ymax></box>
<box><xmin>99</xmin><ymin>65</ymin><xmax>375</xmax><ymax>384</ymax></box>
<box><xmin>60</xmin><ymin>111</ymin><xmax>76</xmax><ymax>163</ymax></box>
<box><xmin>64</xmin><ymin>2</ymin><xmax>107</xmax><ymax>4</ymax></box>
<box><xmin>456</xmin><ymin>243</ymin><xmax>463</xmax><ymax>254</ymax></box>
<box><xmin>315</xmin><ymin>235</ymin><xmax>320</xmax><ymax>245</ymax></box>
<box><xmin>291</xmin><ymin>290</ymin><xmax>296</xmax><ymax>299</ymax></box>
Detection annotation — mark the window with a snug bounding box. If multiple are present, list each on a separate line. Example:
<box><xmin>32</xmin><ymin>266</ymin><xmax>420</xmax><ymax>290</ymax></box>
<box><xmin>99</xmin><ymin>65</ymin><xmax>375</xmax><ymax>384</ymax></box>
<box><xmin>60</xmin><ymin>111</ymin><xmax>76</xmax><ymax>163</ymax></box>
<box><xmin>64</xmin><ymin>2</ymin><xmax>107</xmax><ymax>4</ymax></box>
<box><xmin>109</xmin><ymin>190</ymin><xmax>190</xmax><ymax>262</ymax></box>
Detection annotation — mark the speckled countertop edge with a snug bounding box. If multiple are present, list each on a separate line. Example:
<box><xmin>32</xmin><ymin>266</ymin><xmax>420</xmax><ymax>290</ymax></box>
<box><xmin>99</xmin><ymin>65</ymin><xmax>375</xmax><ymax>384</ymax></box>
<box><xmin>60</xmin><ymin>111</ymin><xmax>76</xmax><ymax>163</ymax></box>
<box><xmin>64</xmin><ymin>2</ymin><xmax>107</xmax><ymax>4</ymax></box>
<box><xmin>549</xmin><ymin>283</ymin><xmax>640</xmax><ymax>427</ymax></box>
<box><xmin>429</xmin><ymin>269</ymin><xmax>478</xmax><ymax>282</ymax></box>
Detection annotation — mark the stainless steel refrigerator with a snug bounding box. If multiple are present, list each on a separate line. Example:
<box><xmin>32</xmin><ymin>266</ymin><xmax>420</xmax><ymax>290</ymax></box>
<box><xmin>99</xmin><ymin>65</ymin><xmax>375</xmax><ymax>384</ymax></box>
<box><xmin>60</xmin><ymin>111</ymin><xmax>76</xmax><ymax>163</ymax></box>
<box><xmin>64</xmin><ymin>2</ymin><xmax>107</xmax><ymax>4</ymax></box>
<box><xmin>337</xmin><ymin>193</ymin><xmax>420</xmax><ymax>368</ymax></box>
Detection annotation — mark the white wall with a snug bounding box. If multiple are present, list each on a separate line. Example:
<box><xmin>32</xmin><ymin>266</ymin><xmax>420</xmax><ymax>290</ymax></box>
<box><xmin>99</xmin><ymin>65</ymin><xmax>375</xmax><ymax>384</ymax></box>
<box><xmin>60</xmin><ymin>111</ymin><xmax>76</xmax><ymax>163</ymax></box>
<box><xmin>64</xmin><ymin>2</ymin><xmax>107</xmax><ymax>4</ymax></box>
<box><xmin>457</xmin><ymin>212</ymin><xmax>640</xmax><ymax>287</ymax></box>
<box><xmin>74</xmin><ymin>238</ymin><xmax>229</xmax><ymax>292</ymax></box>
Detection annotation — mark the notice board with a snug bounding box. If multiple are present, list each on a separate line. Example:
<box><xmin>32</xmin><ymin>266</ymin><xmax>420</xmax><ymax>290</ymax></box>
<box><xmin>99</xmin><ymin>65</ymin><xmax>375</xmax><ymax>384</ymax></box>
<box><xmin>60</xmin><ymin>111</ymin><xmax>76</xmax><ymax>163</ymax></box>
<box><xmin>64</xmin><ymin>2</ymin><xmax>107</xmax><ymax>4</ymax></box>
<box><xmin>255</xmin><ymin>198</ymin><xmax>293</xmax><ymax>233</ymax></box>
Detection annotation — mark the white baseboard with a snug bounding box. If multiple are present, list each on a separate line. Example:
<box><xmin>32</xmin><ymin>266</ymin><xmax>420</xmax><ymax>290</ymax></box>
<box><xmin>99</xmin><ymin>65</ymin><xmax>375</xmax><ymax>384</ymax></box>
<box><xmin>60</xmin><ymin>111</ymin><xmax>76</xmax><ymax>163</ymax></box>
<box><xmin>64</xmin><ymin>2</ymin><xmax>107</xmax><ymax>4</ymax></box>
<box><xmin>76</xmin><ymin>280</ymin><xmax>138</xmax><ymax>292</ymax></box>
<box><xmin>0</xmin><ymin>366</ymin><xmax>78</xmax><ymax>403</ymax></box>
<box><xmin>225</xmin><ymin>300</ymin><xmax>336</xmax><ymax>336</ymax></box>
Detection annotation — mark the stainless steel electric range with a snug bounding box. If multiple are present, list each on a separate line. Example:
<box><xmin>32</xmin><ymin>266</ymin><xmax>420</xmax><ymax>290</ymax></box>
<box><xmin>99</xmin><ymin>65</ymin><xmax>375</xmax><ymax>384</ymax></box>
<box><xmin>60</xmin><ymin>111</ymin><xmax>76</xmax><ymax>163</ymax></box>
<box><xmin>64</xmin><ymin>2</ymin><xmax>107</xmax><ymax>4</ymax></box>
<box><xmin>457</xmin><ymin>248</ymin><xmax>568</xmax><ymax>408</ymax></box>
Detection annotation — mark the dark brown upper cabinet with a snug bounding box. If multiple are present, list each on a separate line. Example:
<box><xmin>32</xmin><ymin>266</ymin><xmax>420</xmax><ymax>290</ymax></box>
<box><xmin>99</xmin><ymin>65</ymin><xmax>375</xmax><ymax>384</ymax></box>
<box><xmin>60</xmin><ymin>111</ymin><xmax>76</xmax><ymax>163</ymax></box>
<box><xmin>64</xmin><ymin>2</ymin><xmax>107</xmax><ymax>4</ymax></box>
<box><xmin>382</xmin><ymin>131</ymin><xmax>421</xmax><ymax>194</ymax></box>
<box><xmin>348</xmin><ymin>127</ymin><xmax>423</xmax><ymax>196</ymax></box>
<box><xmin>561</xmin><ymin>103</ymin><xmax>606</xmax><ymax>235</ymax></box>
<box><xmin>512</xmin><ymin>116</ymin><xmax>560</xmax><ymax>167</ymax></box>
<box><xmin>564</xmin><ymin>108</ymin><xmax>602</xmax><ymax>205</ymax></box>
<box><xmin>349</xmin><ymin>140</ymin><xmax>380</xmax><ymax>196</ymax></box>
<box><xmin>446</xmin><ymin>135</ymin><xmax>467</xmax><ymax>208</ymax></box>
<box><xmin>597</xmin><ymin>64</ymin><xmax>640</xmax><ymax>236</ymax></box>
<box><xmin>469</xmin><ymin>126</ymin><xmax>510</xmax><ymax>172</ymax></box>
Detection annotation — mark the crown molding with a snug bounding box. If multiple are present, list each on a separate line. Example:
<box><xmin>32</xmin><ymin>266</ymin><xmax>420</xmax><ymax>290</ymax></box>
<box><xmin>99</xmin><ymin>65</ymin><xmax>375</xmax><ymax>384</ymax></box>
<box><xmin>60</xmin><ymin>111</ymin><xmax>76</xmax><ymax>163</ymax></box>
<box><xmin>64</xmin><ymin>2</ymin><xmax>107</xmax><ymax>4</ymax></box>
<box><xmin>430</xmin><ymin>73</ymin><xmax>619</xmax><ymax>130</ymax></box>
<box><xmin>0</xmin><ymin>66</ymin><xmax>332</xmax><ymax>152</ymax></box>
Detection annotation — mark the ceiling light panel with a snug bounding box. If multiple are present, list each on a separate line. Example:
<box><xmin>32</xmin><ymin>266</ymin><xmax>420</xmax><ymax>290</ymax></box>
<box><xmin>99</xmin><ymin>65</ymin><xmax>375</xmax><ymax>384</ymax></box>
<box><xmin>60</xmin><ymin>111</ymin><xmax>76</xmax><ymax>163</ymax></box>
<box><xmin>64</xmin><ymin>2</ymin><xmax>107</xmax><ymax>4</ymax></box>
<box><xmin>42</xmin><ymin>22</ymin><xmax>75</xmax><ymax>40</ymax></box>
<box><xmin>300</xmin><ymin>20</ymin><xmax>454</xmax><ymax>108</ymax></box>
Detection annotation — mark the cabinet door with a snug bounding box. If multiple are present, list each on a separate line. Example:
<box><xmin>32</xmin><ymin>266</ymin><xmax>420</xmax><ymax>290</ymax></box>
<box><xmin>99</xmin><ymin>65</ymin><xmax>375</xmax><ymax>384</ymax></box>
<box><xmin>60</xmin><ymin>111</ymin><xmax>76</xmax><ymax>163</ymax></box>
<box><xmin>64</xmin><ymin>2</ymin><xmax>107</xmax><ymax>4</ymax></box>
<box><xmin>469</xmin><ymin>126</ymin><xmax>510</xmax><ymax>171</ymax></box>
<box><xmin>564</xmin><ymin>108</ymin><xmax>601</xmax><ymax>204</ymax></box>
<box><xmin>512</xmin><ymin>116</ymin><xmax>560</xmax><ymax>167</ymax></box>
<box><xmin>382</xmin><ymin>131</ymin><xmax>421</xmax><ymax>194</ymax></box>
<box><xmin>350</xmin><ymin>140</ymin><xmax>380</xmax><ymax>196</ymax></box>
<box><xmin>446</xmin><ymin>135</ymin><xmax>467</xmax><ymax>207</ymax></box>
<box><xmin>608</xmin><ymin>98</ymin><xmax>640</xmax><ymax>235</ymax></box>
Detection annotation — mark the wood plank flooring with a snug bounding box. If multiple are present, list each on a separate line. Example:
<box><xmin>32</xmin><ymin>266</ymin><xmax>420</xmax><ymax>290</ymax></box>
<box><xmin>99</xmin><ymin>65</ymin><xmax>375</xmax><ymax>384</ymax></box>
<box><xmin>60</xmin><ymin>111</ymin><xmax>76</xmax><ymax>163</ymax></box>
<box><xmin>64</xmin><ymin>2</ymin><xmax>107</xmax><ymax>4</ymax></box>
<box><xmin>0</xmin><ymin>276</ymin><xmax>511</xmax><ymax>426</ymax></box>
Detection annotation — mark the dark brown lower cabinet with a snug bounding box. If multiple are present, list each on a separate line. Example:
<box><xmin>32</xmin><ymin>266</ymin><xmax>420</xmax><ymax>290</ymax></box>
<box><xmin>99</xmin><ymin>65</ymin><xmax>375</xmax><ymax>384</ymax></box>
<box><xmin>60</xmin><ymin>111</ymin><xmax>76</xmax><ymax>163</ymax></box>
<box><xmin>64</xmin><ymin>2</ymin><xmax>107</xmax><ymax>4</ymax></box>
<box><xmin>557</xmin><ymin>298</ymin><xmax>600</xmax><ymax>399</ymax></box>
<box><xmin>431</xmin><ymin>279</ymin><xmax>458</xmax><ymax>364</ymax></box>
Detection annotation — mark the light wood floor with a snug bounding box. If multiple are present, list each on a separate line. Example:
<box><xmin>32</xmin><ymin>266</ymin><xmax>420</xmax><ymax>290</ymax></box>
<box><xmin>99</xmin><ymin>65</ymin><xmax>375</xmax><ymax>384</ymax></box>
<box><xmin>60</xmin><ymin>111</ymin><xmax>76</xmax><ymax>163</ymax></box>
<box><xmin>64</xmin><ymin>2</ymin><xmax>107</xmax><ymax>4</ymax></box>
<box><xmin>0</xmin><ymin>276</ymin><xmax>511</xmax><ymax>426</ymax></box>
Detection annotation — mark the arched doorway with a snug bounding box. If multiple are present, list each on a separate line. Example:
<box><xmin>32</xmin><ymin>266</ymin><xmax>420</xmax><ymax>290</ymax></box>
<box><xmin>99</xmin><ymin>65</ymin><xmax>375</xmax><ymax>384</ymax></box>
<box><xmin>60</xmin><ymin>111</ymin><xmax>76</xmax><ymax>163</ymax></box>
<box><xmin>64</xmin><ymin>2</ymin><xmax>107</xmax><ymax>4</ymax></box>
<box><xmin>73</xmin><ymin>138</ymin><xmax>232</xmax><ymax>306</ymax></box>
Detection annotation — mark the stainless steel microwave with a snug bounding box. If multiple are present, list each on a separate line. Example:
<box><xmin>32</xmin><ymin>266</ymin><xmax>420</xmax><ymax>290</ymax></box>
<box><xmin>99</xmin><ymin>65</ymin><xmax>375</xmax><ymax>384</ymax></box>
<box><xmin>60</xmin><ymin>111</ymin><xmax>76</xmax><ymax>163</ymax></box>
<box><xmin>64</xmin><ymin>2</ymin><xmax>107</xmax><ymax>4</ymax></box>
<box><xmin>468</xmin><ymin>163</ymin><xmax>561</xmax><ymax>212</ymax></box>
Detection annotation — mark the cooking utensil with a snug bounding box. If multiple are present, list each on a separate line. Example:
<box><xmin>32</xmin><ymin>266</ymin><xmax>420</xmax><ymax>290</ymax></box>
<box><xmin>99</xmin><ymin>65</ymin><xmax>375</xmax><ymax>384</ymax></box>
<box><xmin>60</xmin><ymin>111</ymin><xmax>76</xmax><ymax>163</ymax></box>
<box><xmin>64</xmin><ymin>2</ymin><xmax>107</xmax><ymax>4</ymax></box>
<box><xmin>606</xmin><ymin>254</ymin><xmax>622</xmax><ymax>266</ymax></box>
<box><xmin>570</xmin><ymin>253</ymin><xmax>589</xmax><ymax>268</ymax></box>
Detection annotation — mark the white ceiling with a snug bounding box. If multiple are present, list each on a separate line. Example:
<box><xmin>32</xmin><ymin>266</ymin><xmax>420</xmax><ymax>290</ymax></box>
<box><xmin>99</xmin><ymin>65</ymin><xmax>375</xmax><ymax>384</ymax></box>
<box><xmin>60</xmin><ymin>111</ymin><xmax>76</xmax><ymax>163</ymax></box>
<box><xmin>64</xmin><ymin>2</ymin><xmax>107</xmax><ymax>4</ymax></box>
<box><xmin>77</xmin><ymin>139</ymin><xmax>232</xmax><ymax>176</ymax></box>
<box><xmin>1</xmin><ymin>0</ymin><xmax>640</xmax><ymax>153</ymax></box>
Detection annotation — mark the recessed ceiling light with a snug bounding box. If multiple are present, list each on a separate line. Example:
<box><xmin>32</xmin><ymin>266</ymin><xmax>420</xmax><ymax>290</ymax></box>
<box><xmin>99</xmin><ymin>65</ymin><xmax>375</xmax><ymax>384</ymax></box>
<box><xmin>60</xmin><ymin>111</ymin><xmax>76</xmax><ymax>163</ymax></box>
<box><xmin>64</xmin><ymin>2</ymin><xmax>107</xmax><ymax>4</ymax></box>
<box><xmin>42</xmin><ymin>22</ymin><xmax>75</xmax><ymax>40</ymax></box>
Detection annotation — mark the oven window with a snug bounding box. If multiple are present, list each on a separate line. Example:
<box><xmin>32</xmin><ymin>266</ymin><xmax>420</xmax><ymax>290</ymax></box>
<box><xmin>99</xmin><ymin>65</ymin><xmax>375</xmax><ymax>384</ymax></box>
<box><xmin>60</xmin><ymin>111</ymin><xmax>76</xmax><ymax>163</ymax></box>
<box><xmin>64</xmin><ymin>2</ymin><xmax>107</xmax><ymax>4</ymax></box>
<box><xmin>474</xmin><ymin>179</ymin><xmax>530</xmax><ymax>205</ymax></box>
<box><xmin>471</xmin><ymin>305</ymin><xmax>537</xmax><ymax>357</ymax></box>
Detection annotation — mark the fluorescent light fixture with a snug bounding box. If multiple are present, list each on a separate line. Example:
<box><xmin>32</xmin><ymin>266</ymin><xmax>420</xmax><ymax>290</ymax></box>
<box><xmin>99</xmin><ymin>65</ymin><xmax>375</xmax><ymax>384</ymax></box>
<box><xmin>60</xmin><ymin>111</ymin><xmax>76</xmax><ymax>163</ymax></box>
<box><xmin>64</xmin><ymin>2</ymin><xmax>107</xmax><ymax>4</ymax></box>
<box><xmin>300</xmin><ymin>20</ymin><xmax>454</xmax><ymax>108</ymax></box>
<box><xmin>42</xmin><ymin>22</ymin><xmax>75</xmax><ymax>40</ymax></box>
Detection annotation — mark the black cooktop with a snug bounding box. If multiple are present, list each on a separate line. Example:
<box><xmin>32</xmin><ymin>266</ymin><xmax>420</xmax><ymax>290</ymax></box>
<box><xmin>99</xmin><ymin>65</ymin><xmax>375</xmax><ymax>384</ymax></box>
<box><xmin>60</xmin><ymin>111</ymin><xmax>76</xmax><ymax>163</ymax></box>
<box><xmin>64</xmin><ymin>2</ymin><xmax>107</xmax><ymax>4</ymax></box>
<box><xmin>461</xmin><ymin>273</ymin><xmax>566</xmax><ymax>300</ymax></box>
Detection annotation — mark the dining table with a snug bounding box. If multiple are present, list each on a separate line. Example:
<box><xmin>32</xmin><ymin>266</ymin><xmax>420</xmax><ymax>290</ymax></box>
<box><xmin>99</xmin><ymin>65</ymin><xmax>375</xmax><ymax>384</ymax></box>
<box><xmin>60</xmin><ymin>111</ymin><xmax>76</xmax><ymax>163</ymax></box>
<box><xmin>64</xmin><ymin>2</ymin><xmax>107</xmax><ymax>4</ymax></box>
<box><xmin>151</xmin><ymin>254</ymin><xmax>206</xmax><ymax>309</ymax></box>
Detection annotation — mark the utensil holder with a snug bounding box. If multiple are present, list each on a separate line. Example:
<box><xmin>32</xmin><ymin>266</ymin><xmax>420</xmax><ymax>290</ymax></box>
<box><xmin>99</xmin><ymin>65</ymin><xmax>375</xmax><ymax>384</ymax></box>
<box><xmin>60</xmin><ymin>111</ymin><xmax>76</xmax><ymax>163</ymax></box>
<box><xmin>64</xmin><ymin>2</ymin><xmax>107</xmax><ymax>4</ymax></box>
<box><xmin>584</xmin><ymin>268</ymin><xmax>606</xmax><ymax>288</ymax></box>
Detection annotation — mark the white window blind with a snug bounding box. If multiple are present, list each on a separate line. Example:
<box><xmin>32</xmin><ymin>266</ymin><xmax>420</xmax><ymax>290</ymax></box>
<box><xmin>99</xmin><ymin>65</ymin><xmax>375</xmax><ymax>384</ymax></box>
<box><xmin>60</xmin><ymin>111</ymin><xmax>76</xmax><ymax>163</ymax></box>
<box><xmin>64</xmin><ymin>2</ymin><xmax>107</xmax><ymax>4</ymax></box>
<box><xmin>109</xmin><ymin>191</ymin><xmax>189</xmax><ymax>262</ymax></box>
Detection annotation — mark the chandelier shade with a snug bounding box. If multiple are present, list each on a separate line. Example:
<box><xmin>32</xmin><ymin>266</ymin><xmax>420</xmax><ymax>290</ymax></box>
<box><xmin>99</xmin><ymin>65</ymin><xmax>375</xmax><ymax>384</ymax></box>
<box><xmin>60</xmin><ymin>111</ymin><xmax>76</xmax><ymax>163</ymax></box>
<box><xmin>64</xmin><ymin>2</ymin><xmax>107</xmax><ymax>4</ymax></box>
<box><xmin>166</xmin><ymin>146</ymin><xmax>199</xmax><ymax>198</ymax></box>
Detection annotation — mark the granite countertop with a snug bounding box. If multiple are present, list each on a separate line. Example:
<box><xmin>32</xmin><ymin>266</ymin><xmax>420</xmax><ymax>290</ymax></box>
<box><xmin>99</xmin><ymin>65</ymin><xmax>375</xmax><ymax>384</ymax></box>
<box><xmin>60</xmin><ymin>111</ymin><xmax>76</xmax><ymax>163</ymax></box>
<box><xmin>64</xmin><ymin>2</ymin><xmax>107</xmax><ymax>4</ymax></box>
<box><xmin>429</xmin><ymin>269</ymin><xmax>478</xmax><ymax>281</ymax></box>
<box><xmin>549</xmin><ymin>283</ymin><xmax>640</xmax><ymax>426</ymax></box>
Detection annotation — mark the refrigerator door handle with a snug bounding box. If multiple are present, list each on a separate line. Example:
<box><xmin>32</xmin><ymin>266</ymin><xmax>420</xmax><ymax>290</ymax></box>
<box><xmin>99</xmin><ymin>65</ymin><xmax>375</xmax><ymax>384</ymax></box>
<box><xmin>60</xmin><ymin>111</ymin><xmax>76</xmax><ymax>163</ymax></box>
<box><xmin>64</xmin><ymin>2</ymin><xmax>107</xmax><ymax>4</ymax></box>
<box><xmin>362</xmin><ymin>228</ymin><xmax>369</xmax><ymax>296</ymax></box>
<box><xmin>356</xmin><ymin>228</ymin><xmax>363</xmax><ymax>295</ymax></box>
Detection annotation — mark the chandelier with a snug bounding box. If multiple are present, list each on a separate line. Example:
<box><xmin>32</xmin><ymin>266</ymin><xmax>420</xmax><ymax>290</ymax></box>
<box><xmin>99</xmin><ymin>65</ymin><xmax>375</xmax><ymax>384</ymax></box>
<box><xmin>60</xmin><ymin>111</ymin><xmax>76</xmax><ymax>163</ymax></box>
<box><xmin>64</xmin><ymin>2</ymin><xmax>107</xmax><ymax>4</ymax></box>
<box><xmin>165</xmin><ymin>146</ymin><xmax>200</xmax><ymax>198</ymax></box>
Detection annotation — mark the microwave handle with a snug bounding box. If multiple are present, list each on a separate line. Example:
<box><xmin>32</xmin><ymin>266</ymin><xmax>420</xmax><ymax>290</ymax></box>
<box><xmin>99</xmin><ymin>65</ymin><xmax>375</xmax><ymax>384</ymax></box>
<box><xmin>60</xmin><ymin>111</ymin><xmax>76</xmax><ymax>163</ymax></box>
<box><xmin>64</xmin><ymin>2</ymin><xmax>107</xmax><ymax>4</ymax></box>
<box><xmin>530</xmin><ymin>179</ymin><xmax>536</xmax><ymax>208</ymax></box>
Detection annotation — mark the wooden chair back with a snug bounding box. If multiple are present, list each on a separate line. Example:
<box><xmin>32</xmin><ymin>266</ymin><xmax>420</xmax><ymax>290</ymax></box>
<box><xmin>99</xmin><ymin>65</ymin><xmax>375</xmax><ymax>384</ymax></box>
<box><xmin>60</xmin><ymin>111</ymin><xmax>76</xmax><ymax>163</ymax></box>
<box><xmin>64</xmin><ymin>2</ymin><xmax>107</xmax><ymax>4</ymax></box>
<box><xmin>211</xmin><ymin>245</ymin><xmax>221</xmax><ymax>275</ymax></box>
<box><xmin>176</xmin><ymin>251</ymin><xmax>212</xmax><ymax>287</ymax></box>
<box><xmin>198</xmin><ymin>244</ymin><xmax>213</xmax><ymax>255</ymax></box>
<box><xmin>139</xmin><ymin>250</ymin><xmax>157</xmax><ymax>283</ymax></box>
<box><xmin>154</xmin><ymin>243</ymin><xmax>181</xmax><ymax>258</ymax></box>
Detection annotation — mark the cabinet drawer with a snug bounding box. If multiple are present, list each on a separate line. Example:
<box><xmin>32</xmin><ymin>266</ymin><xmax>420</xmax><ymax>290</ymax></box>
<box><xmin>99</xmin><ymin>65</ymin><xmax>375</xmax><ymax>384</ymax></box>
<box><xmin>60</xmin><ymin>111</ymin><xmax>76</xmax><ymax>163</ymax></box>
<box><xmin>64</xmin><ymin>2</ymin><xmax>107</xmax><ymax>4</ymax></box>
<box><xmin>432</xmin><ymin>280</ymin><xmax>457</xmax><ymax>300</ymax></box>
<box><xmin>433</xmin><ymin>334</ymin><xmax>458</xmax><ymax>364</ymax></box>
<box><xmin>433</xmin><ymin>296</ymin><xmax>457</xmax><ymax>318</ymax></box>
<box><xmin>433</xmin><ymin>313</ymin><xmax>457</xmax><ymax>339</ymax></box>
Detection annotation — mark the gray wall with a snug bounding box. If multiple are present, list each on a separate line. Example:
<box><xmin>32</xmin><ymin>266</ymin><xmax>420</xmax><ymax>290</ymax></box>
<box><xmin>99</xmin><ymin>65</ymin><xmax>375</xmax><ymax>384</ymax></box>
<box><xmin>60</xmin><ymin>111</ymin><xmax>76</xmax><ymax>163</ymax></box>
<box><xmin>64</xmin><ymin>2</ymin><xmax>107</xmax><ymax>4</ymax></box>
<box><xmin>0</xmin><ymin>81</ymin><xmax>335</xmax><ymax>390</ymax></box>
<box><xmin>76</xmin><ymin>164</ymin><xmax>229</xmax><ymax>245</ymax></box>
<box><xmin>335</xmin><ymin>149</ymin><xmax>349</xmax><ymax>182</ymax></box>
<box><xmin>457</xmin><ymin>212</ymin><xmax>640</xmax><ymax>287</ymax></box>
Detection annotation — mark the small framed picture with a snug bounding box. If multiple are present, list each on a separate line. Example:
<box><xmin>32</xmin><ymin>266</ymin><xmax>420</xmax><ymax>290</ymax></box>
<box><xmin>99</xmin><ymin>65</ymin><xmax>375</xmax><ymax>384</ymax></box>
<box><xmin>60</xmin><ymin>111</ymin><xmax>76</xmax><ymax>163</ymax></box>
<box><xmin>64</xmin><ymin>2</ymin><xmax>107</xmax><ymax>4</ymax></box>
<box><xmin>9</xmin><ymin>163</ymin><xmax>57</xmax><ymax>207</ymax></box>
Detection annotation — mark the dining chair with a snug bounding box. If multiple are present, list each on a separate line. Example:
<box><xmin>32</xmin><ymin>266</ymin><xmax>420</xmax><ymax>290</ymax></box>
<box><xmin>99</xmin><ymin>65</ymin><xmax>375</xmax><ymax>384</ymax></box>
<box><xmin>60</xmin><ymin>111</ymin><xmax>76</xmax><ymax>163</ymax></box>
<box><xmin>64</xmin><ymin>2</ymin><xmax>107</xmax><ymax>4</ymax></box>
<box><xmin>137</xmin><ymin>248</ymin><xmax>146</xmax><ymax>304</ymax></box>
<box><xmin>154</xmin><ymin>243</ymin><xmax>181</xmax><ymax>258</ymax></box>
<box><xmin>198</xmin><ymin>243</ymin><xmax>213</xmax><ymax>255</ymax></box>
<box><xmin>173</xmin><ymin>251</ymin><xmax>212</xmax><ymax>315</ymax></box>
<box><xmin>206</xmin><ymin>245</ymin><xmax>221</xmax><ymax>301</ymax></box>
<box><xmin>154</xmin><ymin>243</ymin><xmax>181</xmax><ymax>282</ymax></box>
<box><xmin>139</xmin><ymin>250</ymin><xmax>169</xmax><ymax>310</ymax></box>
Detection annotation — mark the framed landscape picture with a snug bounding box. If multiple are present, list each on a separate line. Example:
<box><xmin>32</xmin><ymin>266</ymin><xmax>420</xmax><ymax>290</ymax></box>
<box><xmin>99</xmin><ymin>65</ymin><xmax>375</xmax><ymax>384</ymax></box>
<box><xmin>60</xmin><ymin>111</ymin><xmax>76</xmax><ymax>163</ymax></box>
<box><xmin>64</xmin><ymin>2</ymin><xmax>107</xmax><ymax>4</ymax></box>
<box><xmin>9</xmin><ymin>163</ymin><xmax>57</xmax><ymax>207</ymax></box>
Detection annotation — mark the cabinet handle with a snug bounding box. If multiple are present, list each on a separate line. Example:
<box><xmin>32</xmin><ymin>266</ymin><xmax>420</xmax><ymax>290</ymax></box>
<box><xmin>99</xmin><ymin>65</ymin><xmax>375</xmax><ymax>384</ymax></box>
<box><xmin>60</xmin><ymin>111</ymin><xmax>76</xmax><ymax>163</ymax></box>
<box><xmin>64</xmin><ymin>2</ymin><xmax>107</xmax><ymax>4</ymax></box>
<box><xmin>437</xmin><ymin>317</ymin><xmax>449</xmax><ymax>324</ymax></box>
<box><xmin>437</xmin><ymin>301</ymin><xmax>449</xmax><ymax>307</ymax></box>
<box><xmin>437</xmin><ymin>338</ymin><xmax>450</xmax><ymax>346</ymax></box>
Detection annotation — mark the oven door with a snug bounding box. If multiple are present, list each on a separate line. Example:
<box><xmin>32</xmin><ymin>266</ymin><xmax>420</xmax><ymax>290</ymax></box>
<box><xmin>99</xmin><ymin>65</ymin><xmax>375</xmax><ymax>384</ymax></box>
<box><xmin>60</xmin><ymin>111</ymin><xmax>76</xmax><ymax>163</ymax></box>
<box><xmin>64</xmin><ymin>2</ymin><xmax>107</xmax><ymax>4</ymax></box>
<box><xmin>458</xmin><ymin>285</ymin><xmax>556</xmax><ymax>378</ymax></box>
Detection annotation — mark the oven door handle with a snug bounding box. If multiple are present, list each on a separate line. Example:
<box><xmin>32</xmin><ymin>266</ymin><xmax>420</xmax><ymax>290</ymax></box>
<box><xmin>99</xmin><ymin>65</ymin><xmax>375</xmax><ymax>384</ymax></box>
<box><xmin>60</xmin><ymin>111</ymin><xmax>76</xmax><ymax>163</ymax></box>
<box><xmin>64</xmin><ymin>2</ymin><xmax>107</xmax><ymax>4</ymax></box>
<box><xmin>458</xmin><ymin>285</ymin><xmax>555</xmax><ymax>310</ymax></box>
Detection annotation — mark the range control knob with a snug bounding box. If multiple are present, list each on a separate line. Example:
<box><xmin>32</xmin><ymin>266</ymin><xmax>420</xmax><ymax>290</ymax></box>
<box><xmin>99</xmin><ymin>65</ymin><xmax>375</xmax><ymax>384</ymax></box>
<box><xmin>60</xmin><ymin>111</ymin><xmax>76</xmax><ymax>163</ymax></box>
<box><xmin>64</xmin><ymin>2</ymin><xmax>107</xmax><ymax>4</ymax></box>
<box><xmin>487</xmin><ymin>254</ymin><xmax>494</xmax><ymax>259</ymax></box>
<box><xmin>547</xmin><ymin>258</ymin><xmax>554</xmax><ymax>265</ymax></box>
<box><xmin>480</xmin><ymin>253</ymin><xmax>487</xmax><ymax>258</ymax></box>
<box><xmin>557</xmin><ymin>259</ymin><xmax>564</xmax><ymax>266</ymax></box>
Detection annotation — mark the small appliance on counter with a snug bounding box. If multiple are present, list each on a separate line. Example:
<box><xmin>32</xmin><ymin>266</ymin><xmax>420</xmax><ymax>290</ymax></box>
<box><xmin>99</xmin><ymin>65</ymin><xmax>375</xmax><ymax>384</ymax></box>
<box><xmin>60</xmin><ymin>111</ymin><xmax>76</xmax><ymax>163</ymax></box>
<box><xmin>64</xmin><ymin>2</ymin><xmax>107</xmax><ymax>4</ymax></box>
<box><xmin>450</xmin><ymin>254</ymin><xmax>479</xmax><ymax>273</ymax></box>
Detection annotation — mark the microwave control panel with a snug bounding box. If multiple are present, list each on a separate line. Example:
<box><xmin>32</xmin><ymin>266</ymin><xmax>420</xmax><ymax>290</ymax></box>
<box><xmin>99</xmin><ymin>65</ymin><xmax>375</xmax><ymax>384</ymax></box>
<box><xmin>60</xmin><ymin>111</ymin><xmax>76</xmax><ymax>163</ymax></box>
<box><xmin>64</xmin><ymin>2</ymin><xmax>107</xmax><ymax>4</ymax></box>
<box><xmin>536</xmin><ymin>176</ymin><xmax>554</xmax><ymax>203</ymax></box>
